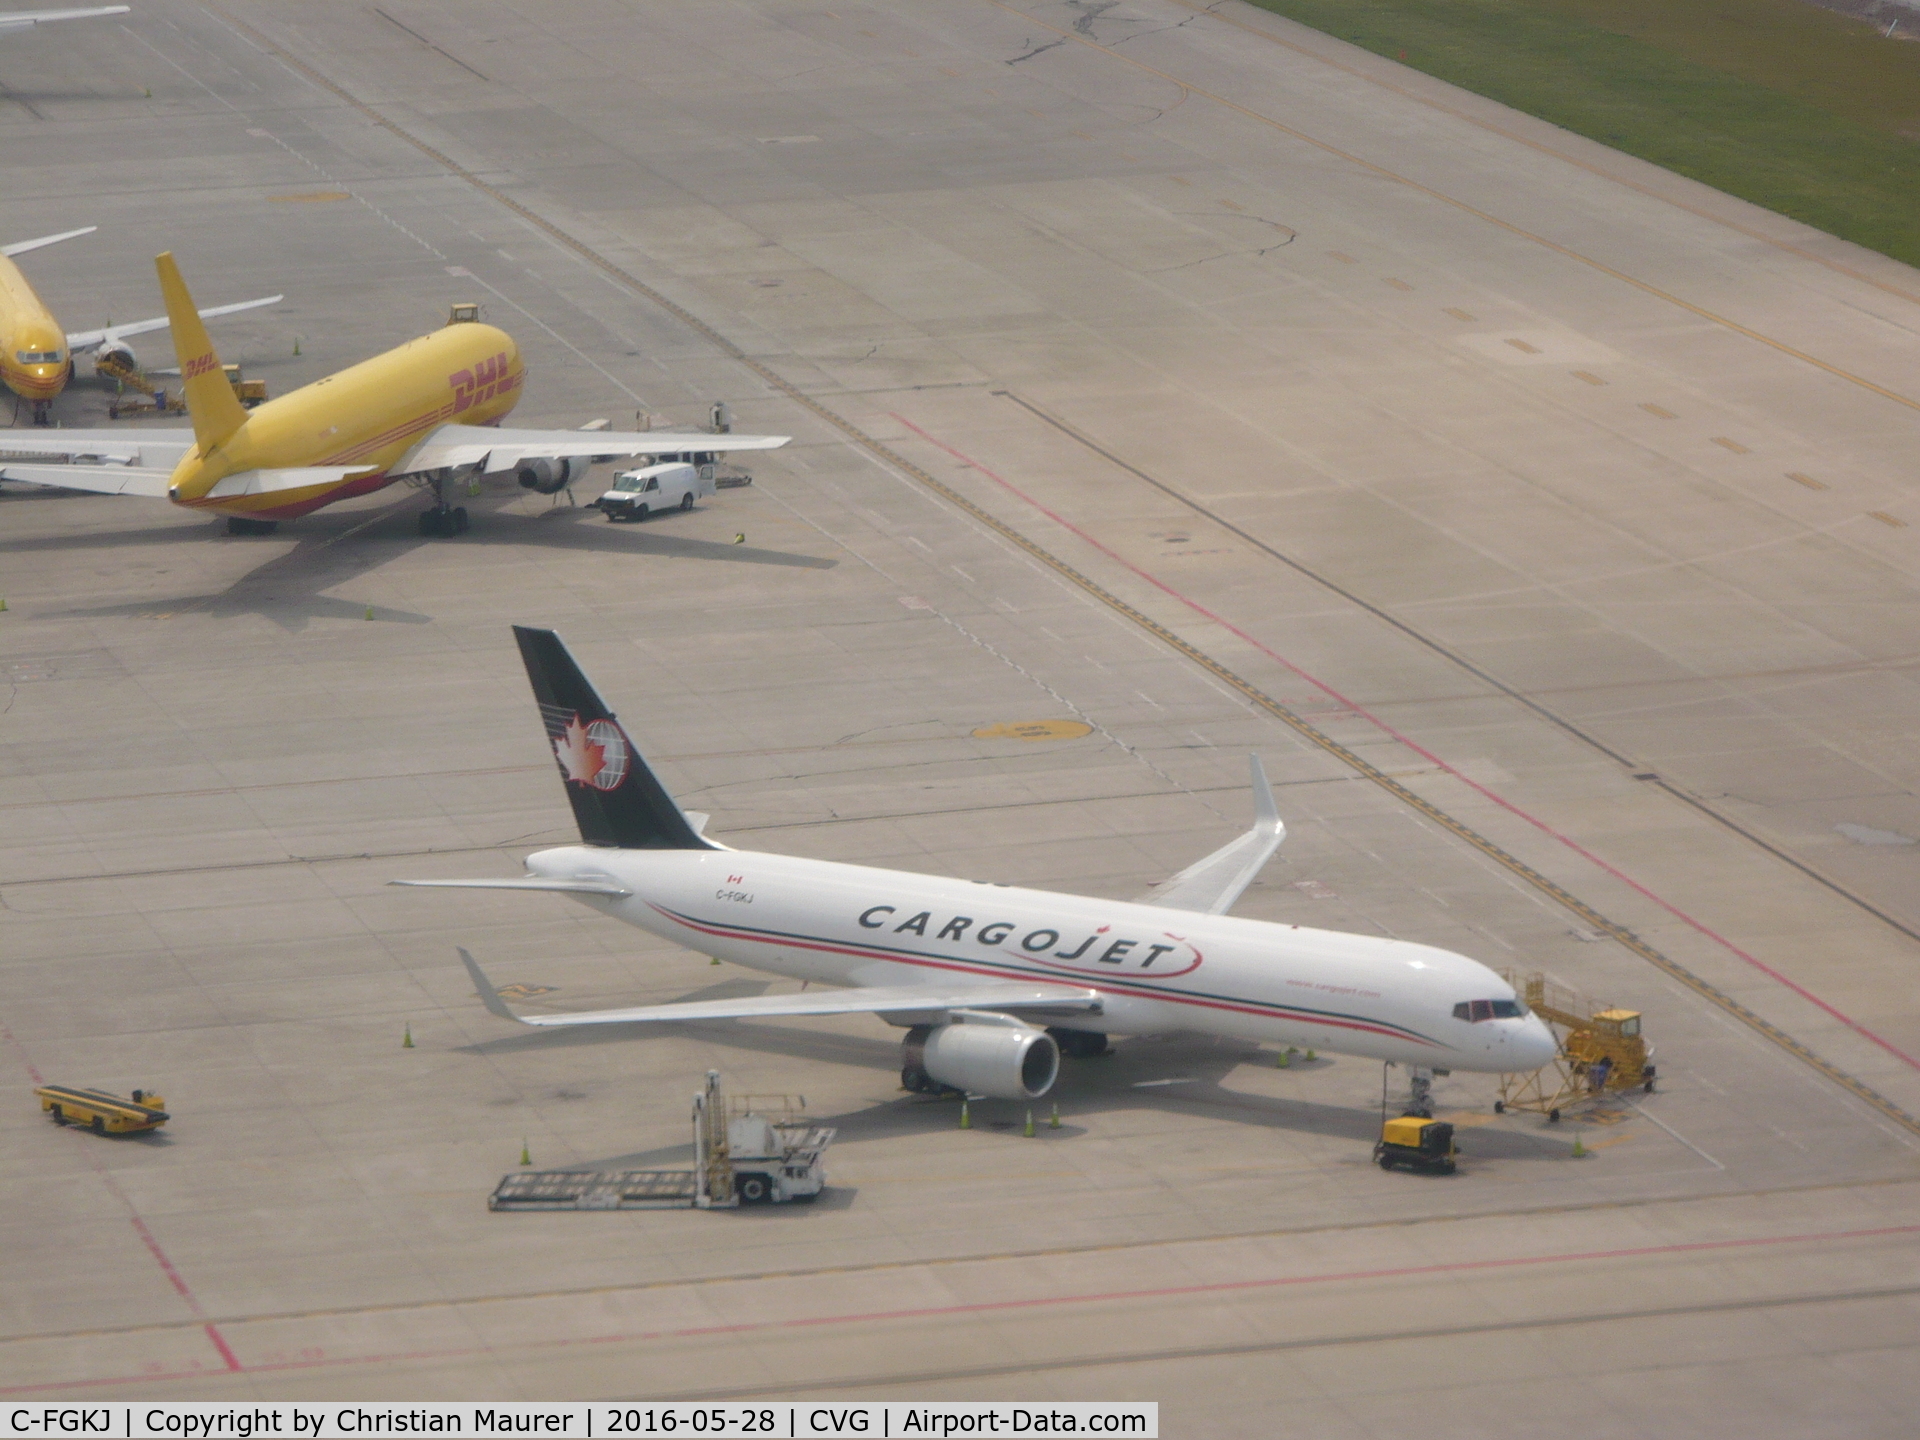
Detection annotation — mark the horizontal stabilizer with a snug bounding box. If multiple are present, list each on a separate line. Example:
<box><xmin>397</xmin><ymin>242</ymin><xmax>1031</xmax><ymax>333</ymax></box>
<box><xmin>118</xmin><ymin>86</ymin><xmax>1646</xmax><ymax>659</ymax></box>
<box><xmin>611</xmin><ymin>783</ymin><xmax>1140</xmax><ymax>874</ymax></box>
<box><xmin>1</xmin><ymin>225</ymin><xmax>96</xmax><ymax>259</ymax></box>
<box><xmin>393</xmin><ymin>876</ymin><xmax>632</xmax><ymax>898</ymax></box>
<box><xmin>457</xmin><ymin>948</ymin><xmax>1098</xmax><ymax>1028</ymax></box>
<box><xmin>205</xmin><ymin>465</ymin><xmax>378</xmax><ymax>498</ymax></box>
<box><xmin>66</xmin><ymin>293</ymin><xmax>285</xmax><ymax>352</ymax></box>
<box><xmin>0</xmin><ymin>463</ymin><xmax>174</xmax><ymax>498</ymax></box>
<box><xmin>0</xmin><ymin>428</ymin><xmax>194</xmax><ymax>469</ymax></box>
<box><xmin>398</xmin><ymin>423</ymin><xmax>790</xmax><ymax>476</ymax></box>
<box><xmin>1139</xmin><ymin>755</ymin><xmax>1285</xmax><ymax>915</ymax></box>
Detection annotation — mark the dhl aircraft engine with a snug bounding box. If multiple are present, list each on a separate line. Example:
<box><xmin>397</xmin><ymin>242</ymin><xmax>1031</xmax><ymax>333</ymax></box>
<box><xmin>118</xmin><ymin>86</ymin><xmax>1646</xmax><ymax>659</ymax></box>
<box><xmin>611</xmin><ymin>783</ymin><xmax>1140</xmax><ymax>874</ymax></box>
<box><xmin>908</xmin><ymin>1020</ymin><xmax>1060</xmax><ymax>1100</ymax></box>
<box><xmin>516</xmin><ymin>455</ymin><xmax>594</xmax><ymax>494</ymax></box>
<box><xmin>90</xmin><ymin>339</ymin><xmax>137</xmax><ymax>376</ymax></box>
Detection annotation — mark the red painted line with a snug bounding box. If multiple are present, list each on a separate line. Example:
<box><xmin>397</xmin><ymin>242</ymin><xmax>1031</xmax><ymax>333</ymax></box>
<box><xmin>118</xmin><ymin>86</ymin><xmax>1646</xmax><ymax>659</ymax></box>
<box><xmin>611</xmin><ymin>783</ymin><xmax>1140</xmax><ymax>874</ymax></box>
<box><xmin>203</xmin><ymin>1323</ymin><xmax>243</xmax><ymax>1372</ymax></box>
<box><xmin>889</xmin><ymin>414</ymin><xmax>1920</xmax><ymax>1074</ymax></box>
<box><xmin>6</xmin><ymin>1218</ymin><xmax>1915</xmax><ymax>1395</ymax></box>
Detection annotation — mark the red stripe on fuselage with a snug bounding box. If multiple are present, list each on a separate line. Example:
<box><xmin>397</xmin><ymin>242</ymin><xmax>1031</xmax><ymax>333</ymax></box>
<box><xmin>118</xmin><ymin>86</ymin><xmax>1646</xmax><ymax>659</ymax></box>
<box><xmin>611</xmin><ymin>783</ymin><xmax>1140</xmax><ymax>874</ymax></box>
<box><xmin>649</xmin><ymin>904</ymin><xmax>1446</xmax><ymax>1049</ymax></box>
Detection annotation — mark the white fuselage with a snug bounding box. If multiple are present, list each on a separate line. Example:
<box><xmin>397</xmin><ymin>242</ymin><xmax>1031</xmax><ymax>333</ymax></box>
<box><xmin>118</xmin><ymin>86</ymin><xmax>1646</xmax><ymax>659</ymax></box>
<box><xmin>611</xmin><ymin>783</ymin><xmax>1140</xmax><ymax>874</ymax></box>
<box><xmin>522</xmin><ymin>845</ymin><xmax>1560</xmax><ymax>1073</ymax></box>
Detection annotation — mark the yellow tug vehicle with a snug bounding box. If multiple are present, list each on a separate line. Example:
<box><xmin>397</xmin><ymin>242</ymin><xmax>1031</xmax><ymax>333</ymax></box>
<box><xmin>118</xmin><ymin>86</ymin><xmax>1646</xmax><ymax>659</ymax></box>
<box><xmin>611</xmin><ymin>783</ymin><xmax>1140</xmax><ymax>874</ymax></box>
<box><xmin>37</xmin><ymin>1085</ymin><xmax>169</xmax><ymax>1134</ymax></box>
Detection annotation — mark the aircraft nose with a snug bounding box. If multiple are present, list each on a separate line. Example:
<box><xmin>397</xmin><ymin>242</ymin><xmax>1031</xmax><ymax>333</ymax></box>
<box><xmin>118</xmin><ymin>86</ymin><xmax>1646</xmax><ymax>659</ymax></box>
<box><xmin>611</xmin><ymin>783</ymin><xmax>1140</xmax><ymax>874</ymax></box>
<box><xmin>1513</xmin><ymin>1016</ymin><xmax>1560</xmax><ymax>1069</ymax></box>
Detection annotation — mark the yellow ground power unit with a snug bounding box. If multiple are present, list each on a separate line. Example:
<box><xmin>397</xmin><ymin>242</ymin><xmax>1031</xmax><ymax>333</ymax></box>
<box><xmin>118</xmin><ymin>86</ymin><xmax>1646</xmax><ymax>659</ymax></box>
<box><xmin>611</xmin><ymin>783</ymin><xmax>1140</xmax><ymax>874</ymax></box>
<box><xmin>1374</xmin><ymin>1114</ymin><xmax>1457</xmax><ymax>1174</ymax></box>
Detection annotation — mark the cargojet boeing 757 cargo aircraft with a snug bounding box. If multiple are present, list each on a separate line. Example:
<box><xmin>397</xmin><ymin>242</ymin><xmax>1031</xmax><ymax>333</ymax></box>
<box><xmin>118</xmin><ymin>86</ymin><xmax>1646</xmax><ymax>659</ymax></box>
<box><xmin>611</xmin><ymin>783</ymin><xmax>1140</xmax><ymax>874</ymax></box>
<box><xmin>0</xmin><ymin>253</ymin><xmax>787</xmax><ymax>535</ymax></box>
<box><xmin>397</xmin><ymin>629</ymin><xmax>1562</xmax><ymax>1102</ymax></box>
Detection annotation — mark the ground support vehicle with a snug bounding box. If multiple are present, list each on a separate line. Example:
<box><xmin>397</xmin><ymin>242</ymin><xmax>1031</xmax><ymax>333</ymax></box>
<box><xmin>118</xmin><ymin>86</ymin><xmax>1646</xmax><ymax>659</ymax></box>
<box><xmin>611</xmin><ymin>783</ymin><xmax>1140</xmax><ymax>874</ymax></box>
<box><xmin>596</xmin><ymin>461</ymin><xmax>712</xmax><ymax>522</ymax></box>
<box><xmin>1495</xmin><ymin>970</ymin><xmax>1656</xmax><ymax>1121</ymax></box>
<box><xmin>37</xmin><ymin>1085</ymin><xmax>169</xmax><ymax>1134</ymax></box>
<box><xmin>489</xmin><ymin>1072</ymin><xmax>834</xmax><ymax>1211</ymax></box>
<box><xmin>1373</xmin><ymin>1114</ymin><xmax>1457</xmax><ymax>1173</ymax></box>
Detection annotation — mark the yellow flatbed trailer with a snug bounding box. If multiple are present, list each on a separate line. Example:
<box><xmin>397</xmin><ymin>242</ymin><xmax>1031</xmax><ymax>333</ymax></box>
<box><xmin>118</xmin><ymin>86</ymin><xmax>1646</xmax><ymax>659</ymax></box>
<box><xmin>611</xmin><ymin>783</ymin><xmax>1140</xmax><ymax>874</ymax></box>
<box><xmin>36</xmin><ymin>1085</ymin><xmax>169</xmax><ymax>1134</ymax></box>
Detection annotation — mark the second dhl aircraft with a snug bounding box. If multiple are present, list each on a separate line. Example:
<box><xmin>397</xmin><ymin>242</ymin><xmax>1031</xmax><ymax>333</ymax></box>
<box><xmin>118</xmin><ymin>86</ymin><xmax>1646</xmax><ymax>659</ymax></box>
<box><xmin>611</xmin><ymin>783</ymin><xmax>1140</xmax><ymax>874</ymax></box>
<box><xmin>1</xmin><ymin>226</ymin><xmax>279</xmax><ymax>425</ymax></box>
<box><xmin>0</xmin><ymin>253</ymin><xmax>788</xmax><ymax>534</ymax></box>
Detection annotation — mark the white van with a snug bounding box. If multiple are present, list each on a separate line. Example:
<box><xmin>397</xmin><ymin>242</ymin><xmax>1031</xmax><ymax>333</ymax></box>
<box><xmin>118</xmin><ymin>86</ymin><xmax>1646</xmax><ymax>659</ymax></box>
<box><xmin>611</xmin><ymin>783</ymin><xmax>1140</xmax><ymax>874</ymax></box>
<box><xmin>597</xmin><ymin>462</ymin><xmax>713</xmax><ymax>522</ymax></box>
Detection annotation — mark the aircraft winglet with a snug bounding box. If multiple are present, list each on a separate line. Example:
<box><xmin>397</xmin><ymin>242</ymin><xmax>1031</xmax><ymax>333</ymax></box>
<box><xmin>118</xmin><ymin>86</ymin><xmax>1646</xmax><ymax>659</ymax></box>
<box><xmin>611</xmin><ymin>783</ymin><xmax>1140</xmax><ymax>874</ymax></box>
<box><xmin>458</xmin><ymin>947</ymin><xmax>534</xmax><ymax>1025</ymax></box>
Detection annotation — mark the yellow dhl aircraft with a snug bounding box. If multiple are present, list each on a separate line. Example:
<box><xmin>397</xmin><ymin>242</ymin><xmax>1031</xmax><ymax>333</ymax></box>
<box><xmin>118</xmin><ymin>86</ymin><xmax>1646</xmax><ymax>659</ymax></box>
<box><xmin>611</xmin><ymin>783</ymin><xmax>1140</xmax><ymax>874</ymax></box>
<box><xmin>1</xmin><ymin>226</ymin><xmax>280</xmax><ymax>424</ymax></box>
<box><xmin>0</xmin><ymin>253</ymin><xmax>789</xmax><ymax>534</ymax></box>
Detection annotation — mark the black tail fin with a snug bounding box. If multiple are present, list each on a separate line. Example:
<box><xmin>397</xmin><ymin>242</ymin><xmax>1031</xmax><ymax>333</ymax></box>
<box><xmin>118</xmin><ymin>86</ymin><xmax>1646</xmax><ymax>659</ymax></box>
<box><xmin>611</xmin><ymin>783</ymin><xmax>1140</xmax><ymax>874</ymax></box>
<box><xmin>512</xmin><ymin>625</ymin><xmax>714</xmax><ymax>850</ymax></box>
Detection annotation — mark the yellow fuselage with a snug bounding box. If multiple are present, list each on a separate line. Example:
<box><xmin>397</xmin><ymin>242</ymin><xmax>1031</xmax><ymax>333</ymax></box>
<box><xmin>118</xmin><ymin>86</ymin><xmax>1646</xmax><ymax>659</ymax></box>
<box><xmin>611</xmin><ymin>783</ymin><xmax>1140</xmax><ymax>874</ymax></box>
<box><xmin>0</xmin><ymin>255</ymin><xmax>71</xmax><ymax>403</ymax></box>
<box><xmin>170</xmin><ymin>322</ymin><xmax>523</xmax><ymax>520</ymax></box>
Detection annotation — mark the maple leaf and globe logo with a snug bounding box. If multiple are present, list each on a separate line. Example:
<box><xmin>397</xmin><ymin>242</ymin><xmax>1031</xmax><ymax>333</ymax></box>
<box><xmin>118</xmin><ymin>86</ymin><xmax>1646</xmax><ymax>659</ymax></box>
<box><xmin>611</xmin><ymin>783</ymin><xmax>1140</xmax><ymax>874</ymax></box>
<box><xmin>552</xmin><ymin>714</ymin><xmax>630</xmax><ymax>791</ymax></box>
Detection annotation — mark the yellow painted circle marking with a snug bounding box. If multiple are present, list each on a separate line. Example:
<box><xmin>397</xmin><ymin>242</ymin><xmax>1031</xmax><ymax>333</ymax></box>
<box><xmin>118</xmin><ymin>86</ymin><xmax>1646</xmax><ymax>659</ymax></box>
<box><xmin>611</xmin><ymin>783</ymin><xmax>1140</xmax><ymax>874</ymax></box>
<box><xmin>972</xmin><ymin>720</ymin><xmax>1093</xmax><ymax>742</ymax></box>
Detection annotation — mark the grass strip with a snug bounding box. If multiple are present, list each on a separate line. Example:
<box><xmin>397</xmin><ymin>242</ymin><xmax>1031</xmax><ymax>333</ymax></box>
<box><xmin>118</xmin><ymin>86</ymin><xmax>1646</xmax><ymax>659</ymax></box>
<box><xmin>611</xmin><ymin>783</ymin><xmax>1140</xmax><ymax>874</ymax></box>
<box><xmin>1245</xmin><ymin>0</ymin><xmax>1920</xmax><ymax>267</ymax></box>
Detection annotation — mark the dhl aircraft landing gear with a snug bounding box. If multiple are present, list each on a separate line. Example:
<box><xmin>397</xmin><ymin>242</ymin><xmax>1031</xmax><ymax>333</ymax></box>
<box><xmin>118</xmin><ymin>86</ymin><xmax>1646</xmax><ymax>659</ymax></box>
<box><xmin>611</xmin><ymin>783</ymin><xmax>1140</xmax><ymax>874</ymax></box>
<box><xmin>31</xmin><ymin>399</ymin><xmax>52</xmax><ymax>426</ymax></box>
<box><xmin>418</xmin><ymin>471</ymin><xmax>469</xmax><ymax>537</ymax></box>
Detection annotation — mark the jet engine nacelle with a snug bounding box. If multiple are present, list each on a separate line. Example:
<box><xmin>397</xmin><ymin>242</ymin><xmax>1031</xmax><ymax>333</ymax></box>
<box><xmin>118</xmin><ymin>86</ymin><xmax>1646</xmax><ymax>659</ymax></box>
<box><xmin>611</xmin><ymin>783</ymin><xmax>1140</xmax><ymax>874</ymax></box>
<box><xmin>515</xmin><ymin>455</ymin><xmax>593</xmax><ymax>494</ymax></box>
<box><xmin>908</xmin><ymin>1017</ymin><xmax>1059</xmax><ymax>1100</ymax></box>
<box><xmin>92</xmin><ymin>342</ymin><xmax>139</xmax><ymax>380</ymax></box>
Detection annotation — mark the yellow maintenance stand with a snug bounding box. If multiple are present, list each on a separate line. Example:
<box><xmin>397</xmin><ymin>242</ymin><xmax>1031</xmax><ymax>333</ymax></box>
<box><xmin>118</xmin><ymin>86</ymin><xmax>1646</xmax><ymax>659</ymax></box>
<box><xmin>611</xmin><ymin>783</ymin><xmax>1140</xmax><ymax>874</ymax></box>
<box><xmin>1495</xmin><ymin>971</ymin><xmax>1655</xmax><ymax>1122</ymax></box>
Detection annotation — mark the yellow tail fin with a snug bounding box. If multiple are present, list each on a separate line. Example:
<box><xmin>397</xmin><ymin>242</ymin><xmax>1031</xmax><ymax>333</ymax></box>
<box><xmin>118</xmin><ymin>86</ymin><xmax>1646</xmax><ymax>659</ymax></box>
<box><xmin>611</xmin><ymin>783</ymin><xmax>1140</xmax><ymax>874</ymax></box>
<box><xmin>155</xmin><ymin>252</ymin><xmax>248</xmax><ymax>452</ymax></box>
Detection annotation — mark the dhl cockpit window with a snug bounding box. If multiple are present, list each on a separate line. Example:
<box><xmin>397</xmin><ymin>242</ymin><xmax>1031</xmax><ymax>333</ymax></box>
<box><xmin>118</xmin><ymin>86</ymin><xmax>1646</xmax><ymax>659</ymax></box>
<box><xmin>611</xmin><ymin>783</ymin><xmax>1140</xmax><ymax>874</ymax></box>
<box><xmin>1453</xmin><ymin>998</ymin><xmax>1527</xmax><ymax>1022</ymax></box>
<box><xmin>16</xmin><ymin>350</ymin><xmax>63</xmax><ymax>364</ymax></box>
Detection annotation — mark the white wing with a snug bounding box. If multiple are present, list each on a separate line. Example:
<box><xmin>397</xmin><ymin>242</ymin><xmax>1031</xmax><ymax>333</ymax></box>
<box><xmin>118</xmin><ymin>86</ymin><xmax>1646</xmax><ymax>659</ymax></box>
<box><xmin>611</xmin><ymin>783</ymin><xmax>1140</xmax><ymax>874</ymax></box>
<box><xmin>66</xmin><ymin>294</ymin><xmax>285</xmax><ymax>352</ymax></box>
<box><xmin>457</xmin><ymin>948</ymin><xmax>1098</xmax><ymax>1029</ymax></box>
<box><xmin>0</xmin><ymin>462</ymin><xmax>175</xmax><ymax>497</ymax></box>
<box><xmin>0</xmin><ymin>428</ymin><xmax>195</xmax><ymax>469</ymax></box>
<box><xmin>1137</xmin><ymin>755</ymin><xmax>1285</xmax><ymax>915</ymax></box>
<box><xmin>1</xmin><ymin>225</ymin><xmax>95</xmax><ymax>259</ymax></box>
<box><xmin>0</xmin><ymin>7</ymin><xmax>129</xmax><ymax>31</ymax></box>
<box><xmin>398</xmin><ymin>422</ymin><xmax>790</xmax><ymax>475</ymax></box>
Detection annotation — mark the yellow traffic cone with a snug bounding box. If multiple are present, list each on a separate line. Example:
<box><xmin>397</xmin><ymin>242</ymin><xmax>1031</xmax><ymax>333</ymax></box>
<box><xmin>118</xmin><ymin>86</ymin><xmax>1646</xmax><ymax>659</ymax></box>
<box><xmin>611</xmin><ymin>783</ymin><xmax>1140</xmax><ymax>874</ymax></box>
<box><xmin>1305</xmin><ymin>1049</ymin><xmax>1316</xmax><ymax>1062</ymax></box>
<box><xmin>959</xmin><ymin>1100</ymin><xmax>971</xmax><ymax>1130</ymax></box>
<box><xmin>1049</xmin><ymin>1103</ymin><xmax>1061</xmax><ymax>1130</ymax></box>
<box><xmin>293</xmin><ymin>337</ymin><xmax>301</xmax><ymax>356</ymax></box>
<box><xmin>1571</xmin><ymin>1136</ymin><xmax>1589</xmax><ymax>1158</ymax></box>
<box><xmin>364</xmin><ymin>605</ymin><xmax>374</xmax><ymax>621</ymax></box>
<box><xmin>1275</xmin><ymin>1048</ymin><xmax>1291</xmax><ymax>1068</ymax></box>
<box><xmin>733</xmin><ymin>533</ymin><xmax>745</xmax><ymax>544</ymax></box>
<box><xmin>519</xmin><ymin>1139</ymin><xmax>532</xmax><ymax>1166</ymax></box>
<box><xmin>0</xmin><ymin>597</ymin><xmax>8</xmax><ymax>611</ymax></box>
<box><xmin>402</xmin><ymin>1024</ymin><xmax>413</xmax><ymax>1048</ymax></box>
<box><xmin>710</xmin><ymin>956</ymin><xmax>721</xmax><ymax>965</ymax></box>
<box><xmin>1024</xmin><ymin>1110</ymin><xmax>1035</xmax><ymax>1137</ymax></box>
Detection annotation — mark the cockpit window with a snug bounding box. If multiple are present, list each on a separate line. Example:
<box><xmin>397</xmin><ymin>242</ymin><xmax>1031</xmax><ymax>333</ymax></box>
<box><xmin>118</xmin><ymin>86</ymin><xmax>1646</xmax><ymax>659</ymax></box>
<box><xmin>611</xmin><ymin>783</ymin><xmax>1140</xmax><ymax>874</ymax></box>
<box><xmin>1453</xmin><ymin>999</ymin><xmax>1526</xmax><ymax>1021</ymax></box>
<box><xmin>15</xmin><ymin>350</ymin><xmax>63</xmax><ymax>364</ymax></box>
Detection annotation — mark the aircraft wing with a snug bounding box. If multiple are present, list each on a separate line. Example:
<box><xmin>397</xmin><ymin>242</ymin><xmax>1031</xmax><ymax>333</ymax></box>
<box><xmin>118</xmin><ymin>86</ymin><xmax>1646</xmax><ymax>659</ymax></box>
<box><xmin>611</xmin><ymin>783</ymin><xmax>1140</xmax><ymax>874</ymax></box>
<box><xmin>457</xmin><ymin>947</ymin><xmax>1099</xmax><ymax>1029</ymax></box>
<box><xmin>397</xmin><ymin>423</ymin><xmax>790</xmax><ymax>475</ymax></box>
<box><xmin>0</xmin><ymin>7</ymin><xmax>126</xmax><ymax>32</ymax></box>
<box><xmin>1136</xmin><ymin>755</ymin><xmax>1285</xmax><ymax>915</ymax></box>
<box><xmin>0</xmin><ymin>462</ymin><xmax>174</xmax><ymax>498</ymax></box>
<box><xmin>0</xmin><ymin>429</ymin><xmax>195</xmax><ymax>468</ymax></box>
<box><xmin>1</xmin><ymin>225</ymin><xmax>95</xmax><ymax>259</ymax></box>
<box><xmin>66</xmin><ymin>294</ymin><xmax>285</xmax><ymax>352</ymax></box>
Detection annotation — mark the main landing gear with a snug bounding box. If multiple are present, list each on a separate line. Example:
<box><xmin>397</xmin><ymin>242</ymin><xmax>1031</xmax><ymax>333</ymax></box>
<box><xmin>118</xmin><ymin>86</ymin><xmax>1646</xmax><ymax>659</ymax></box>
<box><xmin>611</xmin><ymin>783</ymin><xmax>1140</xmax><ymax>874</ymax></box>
<box><xmin>417</xmin><ymin>471</ymin><xmax>469</xmax><ymax>537</ymax></box>
<box><xmin>1047</xmin><ymin>1027</ymin><xmax>1111</xmax><ymax>1059</ymax></box>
